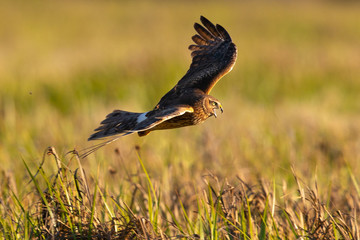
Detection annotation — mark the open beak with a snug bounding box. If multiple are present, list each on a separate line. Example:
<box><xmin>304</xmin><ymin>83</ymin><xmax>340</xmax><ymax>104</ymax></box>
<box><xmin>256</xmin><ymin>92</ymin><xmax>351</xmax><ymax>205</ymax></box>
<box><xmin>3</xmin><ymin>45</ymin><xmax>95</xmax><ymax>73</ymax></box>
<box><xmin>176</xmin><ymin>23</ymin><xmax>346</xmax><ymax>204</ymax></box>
<box><xmin>213</xmin><ymin>105</ymin><xmax>223</xmax><ymax>118</ymax></box>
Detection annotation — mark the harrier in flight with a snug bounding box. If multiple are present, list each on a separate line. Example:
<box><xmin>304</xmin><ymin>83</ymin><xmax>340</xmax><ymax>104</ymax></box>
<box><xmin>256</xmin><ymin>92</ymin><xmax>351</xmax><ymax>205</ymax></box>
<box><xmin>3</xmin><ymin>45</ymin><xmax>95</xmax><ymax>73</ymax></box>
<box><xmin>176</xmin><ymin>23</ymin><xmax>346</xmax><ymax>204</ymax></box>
<box><xmin>83</xmin><ymin>16</ymin><xmax>237</xmax><ymax>157</ymax></box>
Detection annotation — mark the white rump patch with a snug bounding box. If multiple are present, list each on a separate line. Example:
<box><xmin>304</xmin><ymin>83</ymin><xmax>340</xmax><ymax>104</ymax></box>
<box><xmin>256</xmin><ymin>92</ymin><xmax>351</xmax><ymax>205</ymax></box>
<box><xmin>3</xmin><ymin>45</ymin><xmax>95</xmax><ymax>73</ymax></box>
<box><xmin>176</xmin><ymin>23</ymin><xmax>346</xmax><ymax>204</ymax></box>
<box><xmin>136</xmin><ymin>112</ymin><xmax>148</xmax><ymax>123</ymax></box>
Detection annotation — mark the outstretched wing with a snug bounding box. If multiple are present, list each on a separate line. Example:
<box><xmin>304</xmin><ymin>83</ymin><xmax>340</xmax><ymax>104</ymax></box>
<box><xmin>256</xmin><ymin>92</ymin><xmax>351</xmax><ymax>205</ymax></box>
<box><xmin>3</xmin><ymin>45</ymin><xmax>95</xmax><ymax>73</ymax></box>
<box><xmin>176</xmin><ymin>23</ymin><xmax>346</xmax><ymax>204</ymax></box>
<box><xmin>176</xmin><ymin>16</ymin><xmax>237</xmax><ymax>94</ymax></box>
<box><xmin>88</xmin><ymin>105</ymin><xmax>193</xmax><ymax>140</ymax></box>
<box><xmin>81</xmin><ymin>105</ymin><xmax>194</xmax><ymax>158</ymax></box>
<box><xmin>131</xmin><ymin>105</ymin><xmax>194</xmax><ymax>132</ymax></box>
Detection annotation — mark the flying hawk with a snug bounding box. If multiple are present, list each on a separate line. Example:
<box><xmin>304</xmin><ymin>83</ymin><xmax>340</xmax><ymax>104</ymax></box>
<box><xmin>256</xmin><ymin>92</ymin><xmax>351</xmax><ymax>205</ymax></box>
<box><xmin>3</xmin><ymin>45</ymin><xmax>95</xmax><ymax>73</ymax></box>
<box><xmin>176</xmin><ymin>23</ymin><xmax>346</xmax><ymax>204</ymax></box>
<box><xmin>83</xmin><ymin>16</ymin><xmax>237</xmax><ymax>157</ymax></box>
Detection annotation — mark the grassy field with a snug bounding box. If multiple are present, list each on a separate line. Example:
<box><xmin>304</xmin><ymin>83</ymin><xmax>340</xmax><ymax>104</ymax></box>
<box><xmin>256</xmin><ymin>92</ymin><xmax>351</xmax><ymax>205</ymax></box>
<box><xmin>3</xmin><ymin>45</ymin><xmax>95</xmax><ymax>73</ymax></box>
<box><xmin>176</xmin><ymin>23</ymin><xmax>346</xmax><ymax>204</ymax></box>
<box><xmin>1</xmin><ymin>0</ymin><xmax>360</xmax><ymax>239</ymax></box>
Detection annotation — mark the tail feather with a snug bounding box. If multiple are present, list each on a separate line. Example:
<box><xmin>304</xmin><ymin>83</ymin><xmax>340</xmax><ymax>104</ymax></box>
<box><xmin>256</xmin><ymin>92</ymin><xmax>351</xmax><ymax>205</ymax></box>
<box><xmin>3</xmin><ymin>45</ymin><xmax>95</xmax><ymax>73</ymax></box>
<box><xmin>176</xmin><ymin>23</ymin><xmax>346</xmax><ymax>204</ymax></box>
<box><xmin>88</xmin><ymin>110</ymin><xmax>143</xmax><ymax>140</ymax></box>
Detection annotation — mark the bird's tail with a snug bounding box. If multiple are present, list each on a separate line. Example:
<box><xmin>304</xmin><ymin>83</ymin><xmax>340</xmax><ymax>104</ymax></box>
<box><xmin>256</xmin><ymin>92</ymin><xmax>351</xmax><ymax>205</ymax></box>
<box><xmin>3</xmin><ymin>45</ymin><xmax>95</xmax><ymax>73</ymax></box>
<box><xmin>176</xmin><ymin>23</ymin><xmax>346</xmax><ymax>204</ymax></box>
<box><xmin>88</xmin><ymin>110</ymin><xmax>144</xmax><ymax>141</ymax></box>
<box><xmin>80</xmin><ymin>110</ymin><xmax>147</xmax><ymax>159</ymax></box>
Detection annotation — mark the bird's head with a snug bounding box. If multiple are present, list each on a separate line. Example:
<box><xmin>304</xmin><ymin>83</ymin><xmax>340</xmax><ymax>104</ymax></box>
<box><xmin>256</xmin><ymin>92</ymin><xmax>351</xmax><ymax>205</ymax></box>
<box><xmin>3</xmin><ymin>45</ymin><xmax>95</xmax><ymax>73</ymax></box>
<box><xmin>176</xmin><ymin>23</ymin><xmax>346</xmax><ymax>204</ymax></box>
<box><xmin>204</xmin><ymin>96</ymin><xmax>223</xmax><ymax>118</ymax></box>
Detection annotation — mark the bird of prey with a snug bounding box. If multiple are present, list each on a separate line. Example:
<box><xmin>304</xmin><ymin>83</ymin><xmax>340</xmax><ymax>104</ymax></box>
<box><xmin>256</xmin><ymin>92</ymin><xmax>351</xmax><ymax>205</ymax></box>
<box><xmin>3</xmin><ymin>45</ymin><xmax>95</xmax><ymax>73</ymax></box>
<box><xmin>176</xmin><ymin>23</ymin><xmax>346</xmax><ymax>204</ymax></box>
<box><xmin>83</xmin><ymin>16</ymin><xmax>237</xmax><ymax>157</ymax></box>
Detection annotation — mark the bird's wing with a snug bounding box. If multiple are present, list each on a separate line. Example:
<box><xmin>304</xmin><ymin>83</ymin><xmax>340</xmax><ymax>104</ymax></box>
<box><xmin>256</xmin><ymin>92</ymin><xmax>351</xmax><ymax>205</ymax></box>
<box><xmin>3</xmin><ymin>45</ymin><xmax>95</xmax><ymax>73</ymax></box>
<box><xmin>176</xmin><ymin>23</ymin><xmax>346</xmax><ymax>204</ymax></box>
<box><xmin>176</xmin><ymin>16</ymin><xmax>237</xmax><ymax>94</ymax></box>
<box><xmin>80</xmin><ymin>106</ymin><xmax>194</xmax><ymax>158</ymax></box>
<box><xmin>131</xmin><ymin>105</ymin><xmax>194</xmax><ymax>132</ymax></box>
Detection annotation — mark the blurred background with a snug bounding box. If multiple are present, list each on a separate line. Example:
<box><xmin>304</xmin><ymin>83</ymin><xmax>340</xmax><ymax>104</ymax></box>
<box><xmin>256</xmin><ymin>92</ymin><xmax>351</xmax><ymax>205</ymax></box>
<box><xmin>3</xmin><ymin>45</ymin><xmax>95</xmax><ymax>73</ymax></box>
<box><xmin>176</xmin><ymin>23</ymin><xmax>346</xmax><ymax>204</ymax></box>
<box><xmin>1</xmin><ymin>0</ymin><xmax>360</xmax><ymax>191</ymax></box>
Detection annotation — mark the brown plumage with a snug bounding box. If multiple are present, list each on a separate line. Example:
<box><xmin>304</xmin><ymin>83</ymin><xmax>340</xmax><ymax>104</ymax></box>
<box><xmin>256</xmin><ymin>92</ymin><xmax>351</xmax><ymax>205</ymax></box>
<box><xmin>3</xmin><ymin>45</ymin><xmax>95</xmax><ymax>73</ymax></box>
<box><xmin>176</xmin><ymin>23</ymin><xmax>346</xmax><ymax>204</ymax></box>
<box><xmin>82</xmin><ymin>16</ymin><xmax>237</xmax><ymax>157</ymax></box>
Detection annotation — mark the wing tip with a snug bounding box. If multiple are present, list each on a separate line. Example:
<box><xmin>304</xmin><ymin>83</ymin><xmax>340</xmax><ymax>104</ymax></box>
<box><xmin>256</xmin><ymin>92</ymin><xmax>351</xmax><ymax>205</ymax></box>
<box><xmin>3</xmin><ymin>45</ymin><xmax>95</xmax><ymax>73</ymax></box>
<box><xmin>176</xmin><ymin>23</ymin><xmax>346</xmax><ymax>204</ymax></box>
<box><xmin>200</xmin><ymin>15</ymin><xmax>207</xmax><ymax>23</ymax></box>
<box><xmin>88</xmin><ymin>132</ymin><xmax>102</xmax><ymax>141</ymax></box>
<box><xmin>198</xmin><ymin>15</ymin><xmax>232</xmax><ymax>42</ymax></box>
<box><xmin>215</xmin><ymin>24</ymin><xmax>232</xmax><ymax>41</ymax></box>
<box><xmin>88</xmin><ymin>130</ymin><xmax>133</xmax><ymax>142</ymax></box>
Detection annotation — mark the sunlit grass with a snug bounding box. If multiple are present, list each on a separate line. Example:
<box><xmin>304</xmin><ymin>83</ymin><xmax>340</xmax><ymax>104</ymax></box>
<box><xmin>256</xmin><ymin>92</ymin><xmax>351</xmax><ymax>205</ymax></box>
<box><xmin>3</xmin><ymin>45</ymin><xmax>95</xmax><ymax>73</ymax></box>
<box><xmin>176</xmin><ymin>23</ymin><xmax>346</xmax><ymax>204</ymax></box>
<box><xmin>2</xmin><ymin>147</ymin><xmax>358</xmax><ymax>239</ymax></box>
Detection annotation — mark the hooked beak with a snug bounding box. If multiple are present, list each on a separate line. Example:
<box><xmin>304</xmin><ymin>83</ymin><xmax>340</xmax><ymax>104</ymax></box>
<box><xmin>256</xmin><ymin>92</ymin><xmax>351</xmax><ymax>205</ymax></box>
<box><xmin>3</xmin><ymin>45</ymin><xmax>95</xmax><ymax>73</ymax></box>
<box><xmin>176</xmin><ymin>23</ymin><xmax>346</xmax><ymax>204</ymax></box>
<box><xmin>213</xmin><ymin>104</ymin><xmax>223</xmax><ymax>118</ymax></box>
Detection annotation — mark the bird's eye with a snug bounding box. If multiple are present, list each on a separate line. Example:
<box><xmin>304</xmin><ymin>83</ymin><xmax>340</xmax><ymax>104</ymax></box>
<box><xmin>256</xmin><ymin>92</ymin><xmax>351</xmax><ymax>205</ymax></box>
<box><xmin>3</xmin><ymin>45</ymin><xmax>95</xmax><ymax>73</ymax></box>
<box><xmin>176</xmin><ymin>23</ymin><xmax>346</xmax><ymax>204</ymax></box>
<box><xmin>212</xmin><ymin>102</ymin><xmax>217</xmax><ymax>106</ymax></box>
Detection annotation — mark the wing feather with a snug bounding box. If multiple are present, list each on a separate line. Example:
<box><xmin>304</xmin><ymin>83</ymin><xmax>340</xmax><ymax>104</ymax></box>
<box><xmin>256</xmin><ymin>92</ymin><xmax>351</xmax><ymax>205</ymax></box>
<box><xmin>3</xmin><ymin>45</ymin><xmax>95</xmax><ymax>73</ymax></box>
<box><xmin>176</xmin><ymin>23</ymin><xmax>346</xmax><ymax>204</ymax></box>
<box><xmin>132</xmin><ymin>105</ymin><xmax>194</xmax><ymax>132</ymax></box>
<box><xmin>216</xmin><ymin>24</ymin><xmax>232</xmax><ymax>40</ymax></box>
<box><xmin>82</xmin><ymin>106</ymin><xmax>193</xmax><ymax>158</ymax></box>
<box><xmin>194</xmin><ymin>23</ymin><xmax>215</xmax><ymax>40</ymax></box>
<box><xmin>188</xmin><ymin>44</ymin><xmax>204</xmax><ymax>51</ymax></box>
<box><xmin>192</xmin><ymin>35</ymin><xmax>207</xmax><ymax>45</ymax></box>
<box><xmin>173</xmin><ymin>16</ymin><xmax>237</xmax><ymax>95</ymax></box>
<box><xmin>200</xmin><ymin>16</ymin><xmax>221</xmax><ymax>38</ymax></box>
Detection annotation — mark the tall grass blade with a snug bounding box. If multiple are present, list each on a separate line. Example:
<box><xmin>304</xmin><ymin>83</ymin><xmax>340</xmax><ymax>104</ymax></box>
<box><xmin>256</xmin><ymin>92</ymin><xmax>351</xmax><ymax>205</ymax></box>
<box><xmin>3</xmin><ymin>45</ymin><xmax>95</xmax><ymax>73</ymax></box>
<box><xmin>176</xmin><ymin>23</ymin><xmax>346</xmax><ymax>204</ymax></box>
<box><xmin>22</xmin><ymin>159</ymin><xmax>56</xmax><ymax>235</ymax></box>
<box><xmin>88</xmin><ymin>180</ymin><xmax>98</xmax><ymax>236</ymax></box>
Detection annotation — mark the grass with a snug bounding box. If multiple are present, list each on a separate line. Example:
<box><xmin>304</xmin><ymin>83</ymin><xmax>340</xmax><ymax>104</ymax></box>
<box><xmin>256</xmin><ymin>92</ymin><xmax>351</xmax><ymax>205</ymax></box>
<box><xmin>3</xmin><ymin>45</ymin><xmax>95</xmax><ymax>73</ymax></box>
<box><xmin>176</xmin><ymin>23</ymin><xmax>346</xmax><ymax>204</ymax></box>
<box><xmin>1</xmin><ymin>0</ymin><xmax>360</xmax><ymax>239</ymax></box>
<box><xmin>1</xmin><ymin>147</ymin><xmax>359</xmax><ymax>239</ymax></box>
